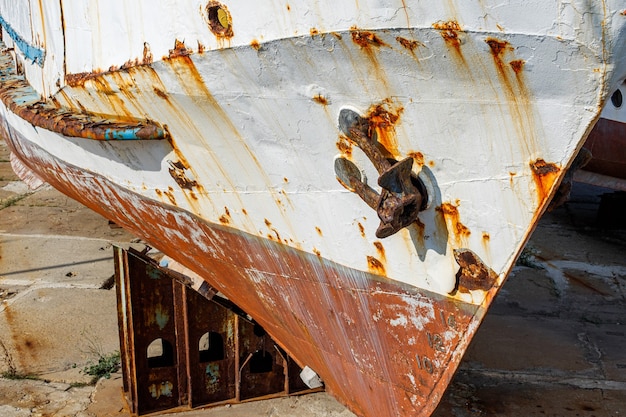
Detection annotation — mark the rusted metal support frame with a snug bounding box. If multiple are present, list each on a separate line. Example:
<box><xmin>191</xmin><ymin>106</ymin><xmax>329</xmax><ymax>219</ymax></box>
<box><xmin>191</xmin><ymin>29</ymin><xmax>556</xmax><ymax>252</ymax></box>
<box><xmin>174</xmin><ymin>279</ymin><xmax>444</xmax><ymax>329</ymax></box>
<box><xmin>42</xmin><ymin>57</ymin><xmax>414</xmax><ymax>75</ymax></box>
<box><xmin>115</xmin><ymin>246</ymin><xmax>320</xmax><ymax>415</ymax></box>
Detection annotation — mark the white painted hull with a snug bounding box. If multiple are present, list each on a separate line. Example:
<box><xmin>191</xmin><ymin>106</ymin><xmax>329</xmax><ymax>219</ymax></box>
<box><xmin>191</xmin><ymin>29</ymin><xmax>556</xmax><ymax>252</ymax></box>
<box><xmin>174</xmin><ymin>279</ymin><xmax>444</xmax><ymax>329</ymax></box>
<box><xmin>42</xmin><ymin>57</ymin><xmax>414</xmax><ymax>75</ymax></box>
<box><xmin>1</xmin><ymin>1</ymin><xmax>625</xmax><ymax>416</ymax></box>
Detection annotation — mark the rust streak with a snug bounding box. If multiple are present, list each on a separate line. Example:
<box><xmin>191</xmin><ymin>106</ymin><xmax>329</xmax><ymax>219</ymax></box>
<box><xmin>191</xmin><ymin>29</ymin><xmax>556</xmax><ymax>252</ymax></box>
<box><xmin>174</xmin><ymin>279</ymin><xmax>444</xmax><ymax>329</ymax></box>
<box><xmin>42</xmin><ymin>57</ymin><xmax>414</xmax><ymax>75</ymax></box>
<box><xmin>142</xmin><ymin>42</ymin><xmax>153</xmax><ymax>65</ymax></box>
<box><xmin>485</xmin><ymin>37</ymin><xmax>537</xmax><ymax>156</ymax></box>
<box><xmin>373</xmin><ymin>241</ymin><xmax>387</xmax><ymax>264</ymax></box>
<box><xmin>351</xmin><ymin>28</ymin><xmax>388</xmax><ymax>49</ymax></box>
<box><xmin>530</xmin><ymin>159</ymin><xmax>561</xmax><ymax>202</ymax></box>
<box><xmin>509</xmin><ymin>59</ymin><xmax>525</xmax><ymax>74</ymax></box>
<box><xmin>364</xmin><ymin>101</ymin><xmax>403</xmax><ymax>159</ymax></box>
<box><xmin>433</xmin><ymin>20</ymin><xmax>465</xmax><ymax>63</ymax></box>
<box><xmin>367</xmin><ymin>256</ymin><xmax>386</xmax><ymax>276</ymax></box>
<box><xmin>336</xmin><ymin>135</ymin><xmax>353</xmax><ymax>157</ymax></box>
<box><xmin>218</xmin><ymin>207</ymin><xmax>231</xmax><ymax>224</ymax></box>
<box><xmin>357</xmin><ymin>222</ymin><xmax>365</xmax><ymax>238</ymax></box>
<box><xmin>396</xmin><ymin>37</ymin><xmax>422</xmax><ymax>52</ymax></box>
<box><xmin>438</xmin><ymin>202</ymin><xmax>471</xmax><ymax>244</ymax></box>
<box><xmin>169</xmin><ymin>39</ymin><xmax>192</xmax><ymax>58</ymax></box>
<box><xmin>312</xmin><ymin>94</ymin><xmax>328</xmax><ymax>105</ymax></box>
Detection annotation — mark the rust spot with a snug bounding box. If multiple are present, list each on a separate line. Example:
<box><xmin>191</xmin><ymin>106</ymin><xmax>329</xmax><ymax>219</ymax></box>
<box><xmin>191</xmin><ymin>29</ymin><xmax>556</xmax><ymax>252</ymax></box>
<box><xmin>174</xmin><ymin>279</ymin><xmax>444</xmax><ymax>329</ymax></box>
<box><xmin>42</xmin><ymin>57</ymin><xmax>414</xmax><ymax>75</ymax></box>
<box><xmin>531</xmin><ymin>159</ymin><xmax>559</xmax><ymax>176</ymax></box>
<box><xmin>453</xmin><ymin>249</ymin><xmax>497</xmax><ymax>293</ymax></box>
<box><xmin>163</xmin><ymin>188</ymin><xmax>177</xmax><ymax>205</ymax></box>
<box><xmin>482</xmin><ymin>232</ymin><xmax>490</xmax><ymax>242</ymax></box>
<box><xmin>313</xmin><ymin>248</ymin><xmax>321</xmax><ymax>256</ymax></box>
<box><xmin>169</xmin><ymin>39</ymin><xmax>192</xmax><ymax>58</ymax></box>
<box><xmin>242</xmin><ymin>208</ymin><xmax>248</xmax><ymax>215</ymax></box>
<box><xmin>367</xmin><ymin>256</ymin><xmax>386</xmax><ymax>275</ymax></box>
<box><xmin>367</xmin><ymin>103</ymin><xmax>400</xmax><ymax>131</ymax></box>
<box><xmin>408</xmin><ymin>151</ymin><xmax>425</xmax><ymax>166</ymax></box>
<box><xmin>315</xmin><ymin>227</ymin><xmax>323</xmax><ymax>236</ymax></box>
<box><xmin>310</xmin><ymin>28</ymin><xmax>319</xmax><ymax>36</ymax></box>
<box><xmin>373</xmin><ymin>241</ymin><xmax>386</xmax><ymax>263</ymax></box>
<box><xmin>65</xmin><ymin>70</ymin><xmax>104</xmax><ymax>86</ymax></box>
<box><xmin>283</xmin><ymin>177</ymin><xmax>289</xmax><ymax>183</ymax></box>
<box><xmin>142</xmin><ymin>42</ymin><xmax>153</xmax><ymax>65</ymax></box>
<box><xmin>197</xmin><ymin>42</ymin><xmax>206</xmax><ymax>53</ymax></box>
<box><xmin>336</xmin><ymin>135</ymin><xmax>353</xmax><ymax>157</ymax></box>
<box><xmin>530</xmin><ymin>159</ymin><xmax>561</xmax><ymax>202</ymax></box>
<box><xmin>485</xmin><ymin>38</ymin><xmax>512</xmax><ymax>57</ymax></box>
<box><xmin>264</xmin><ymin>219</ymin><xmax>272</xmax><ymax>228</ymax></box>
<box><xmin>364</xmin><ymin>101</ymin><xmax>403</xmax><ymax>158</ymax></box>
<box><xmin>357</xmin><ymin>222</ymin><xmax>365</xmax><ymax>237</ymax></box>
<box><xmin>351</xmin><ymin>28</ymin><xmax>388</xmax><ymax>49</ymax></box>
<box><xmin>154</xmin><ymin>87</ymin><xmax>168</xmax><ymax>100</ymax></box>
<box><xmin>331</xmin><ymin>32</ymin><xmax>342</xmax><ymax>40</ymax></box>
<box><xmin>433</xmin><ymin>21</ymin><xmax>464</xmax><ymax>61</ymax></box>
<box><xmin>250</xmin><ymin>39</ymin><xmax>261</xmax><ymax>51</ymax></box>
<box><xmin>509</xmin><ymin>59</ymin><xmax>525</xmax><ymax>74</ymax></box>
<box><xmin>438</xmin><ymin>202</ymin><xmax>471</xmax><ymax>242</ymax></box>
<box><xmin>312</xmin><ymin>94</ymin><xmax>328</xmax><ymax>105</ymax></box>
<box><xmin>219</xmin><ymin>207</ymin><xmax>231</xmax><ymax>224</ymax></box>
<box><xmin>286</xmin><ymin>4</ymin><xmax>290</xmax><ymax>11</ymax></box>
<box><xmin>205</xmin><ymin>2</ymin><xmax>234</xmax><ymax>39</ymax></box>
<box><xmin>169</xmin><ymin>161</ymin><xmax>198</xmax><ymax>189</ymax></box>
<box><xmin>396</xmin><ymin>37</ymin><xmax>422</xmax><ymax>52</ymax></box>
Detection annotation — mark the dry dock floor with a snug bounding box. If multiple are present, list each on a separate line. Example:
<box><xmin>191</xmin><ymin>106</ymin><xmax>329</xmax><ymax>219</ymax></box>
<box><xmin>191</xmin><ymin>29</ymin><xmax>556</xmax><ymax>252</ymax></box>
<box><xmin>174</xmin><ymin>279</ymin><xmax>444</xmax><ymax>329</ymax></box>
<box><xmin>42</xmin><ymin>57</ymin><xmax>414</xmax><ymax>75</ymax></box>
<box><xmin>1</xmin><ymin>137</ymin><xmax>625</xmax><ymax>416</ymax></box>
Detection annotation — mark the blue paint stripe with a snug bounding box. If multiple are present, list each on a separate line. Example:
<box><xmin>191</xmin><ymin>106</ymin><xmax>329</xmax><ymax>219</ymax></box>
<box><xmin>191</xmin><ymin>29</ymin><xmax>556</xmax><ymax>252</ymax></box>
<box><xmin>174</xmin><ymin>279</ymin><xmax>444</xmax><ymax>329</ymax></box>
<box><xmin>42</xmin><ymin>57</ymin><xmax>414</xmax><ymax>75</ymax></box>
<box><xmin>104</xmin><ymin>128</ymin><xmax>157</xmax><ymax>141</ymax></box>
<box><xmin>0</xmin><ymin>15</ymin><xmax>46</xmax><ymax>67</ymax></box>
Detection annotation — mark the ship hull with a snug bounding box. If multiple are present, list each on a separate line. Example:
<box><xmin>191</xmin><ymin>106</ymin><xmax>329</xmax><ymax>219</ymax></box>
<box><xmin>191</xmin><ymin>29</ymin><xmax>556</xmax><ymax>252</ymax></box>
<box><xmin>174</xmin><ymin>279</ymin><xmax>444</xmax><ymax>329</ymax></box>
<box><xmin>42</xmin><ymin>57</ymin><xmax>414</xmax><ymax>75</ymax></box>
<box><xmin>1</xmin><ymin>1</ymin><xmax>625</xmax><ymax>416</ymax></box>
<box><xmin>3</xmin><ymin>123</ymin><xmax>481</xmax><ymax>416</ymax></box>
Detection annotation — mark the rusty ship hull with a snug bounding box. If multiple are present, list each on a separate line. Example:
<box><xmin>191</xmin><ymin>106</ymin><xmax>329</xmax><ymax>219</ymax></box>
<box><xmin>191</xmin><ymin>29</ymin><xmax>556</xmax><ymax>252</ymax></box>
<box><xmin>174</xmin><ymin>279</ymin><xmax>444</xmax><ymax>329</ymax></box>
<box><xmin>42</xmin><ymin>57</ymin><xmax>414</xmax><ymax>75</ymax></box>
<box><xmin>576</xmin><ymin>81</ymin><xmax>626</xmax><ymax>191</ymax></box>
<box><xmin>1</xmin><ymin>1</ymin><xmax>625</xmax><ymax>416</ymax></box>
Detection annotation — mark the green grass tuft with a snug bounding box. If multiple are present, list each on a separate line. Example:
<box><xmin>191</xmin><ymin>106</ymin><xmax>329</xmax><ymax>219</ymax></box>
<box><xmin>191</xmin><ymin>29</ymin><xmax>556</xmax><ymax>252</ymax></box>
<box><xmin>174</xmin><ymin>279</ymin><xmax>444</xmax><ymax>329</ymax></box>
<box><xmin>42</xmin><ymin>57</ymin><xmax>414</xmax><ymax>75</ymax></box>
<box><xmin>83</xmin><ymin>351</ymin><xmax>121</xmax><ymax>384</ymax></box>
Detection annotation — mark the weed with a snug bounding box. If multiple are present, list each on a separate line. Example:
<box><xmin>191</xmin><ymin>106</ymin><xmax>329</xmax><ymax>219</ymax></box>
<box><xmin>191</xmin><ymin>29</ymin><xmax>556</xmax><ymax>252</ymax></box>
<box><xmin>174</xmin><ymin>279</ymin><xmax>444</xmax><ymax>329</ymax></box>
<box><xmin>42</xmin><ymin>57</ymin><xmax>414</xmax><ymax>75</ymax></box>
<box><xmin>516</xmin><ymin>245</ymin><xmax>544</xmax><ymax>269</ymax></box>
<box><xmin>0</xmin><ymin>193</ymin><xmax>31</xmax><ymax>210</ymax></box>
<box><xmin>0</xmin><ymin>339</ymin><xmax>17</xmax><ymax>378</ymax></box>
<box><xmin>83</xmin><ymin>351</ymin><xmax>121</xmax><ymax>384</ymax></box>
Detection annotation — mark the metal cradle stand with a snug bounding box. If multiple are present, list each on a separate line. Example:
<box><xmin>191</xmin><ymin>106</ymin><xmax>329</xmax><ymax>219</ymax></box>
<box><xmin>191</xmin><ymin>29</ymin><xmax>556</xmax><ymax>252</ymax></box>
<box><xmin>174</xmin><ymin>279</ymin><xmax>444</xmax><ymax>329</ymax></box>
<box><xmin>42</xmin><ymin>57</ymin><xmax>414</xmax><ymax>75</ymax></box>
<box><xmin>114</xmin><ymin>246</ymin><xmax>315</xmax><ymax>416</ymax></box>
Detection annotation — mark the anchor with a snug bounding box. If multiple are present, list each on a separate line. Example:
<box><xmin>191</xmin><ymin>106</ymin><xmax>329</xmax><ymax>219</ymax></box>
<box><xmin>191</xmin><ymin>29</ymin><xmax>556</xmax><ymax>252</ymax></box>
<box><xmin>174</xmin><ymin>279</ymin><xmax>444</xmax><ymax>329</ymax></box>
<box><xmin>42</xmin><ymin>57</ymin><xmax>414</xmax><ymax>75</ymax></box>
<box><xmin>337</xmin><ymin>108</ymin><xmax>427</xmax><ymax>238</ymax></box>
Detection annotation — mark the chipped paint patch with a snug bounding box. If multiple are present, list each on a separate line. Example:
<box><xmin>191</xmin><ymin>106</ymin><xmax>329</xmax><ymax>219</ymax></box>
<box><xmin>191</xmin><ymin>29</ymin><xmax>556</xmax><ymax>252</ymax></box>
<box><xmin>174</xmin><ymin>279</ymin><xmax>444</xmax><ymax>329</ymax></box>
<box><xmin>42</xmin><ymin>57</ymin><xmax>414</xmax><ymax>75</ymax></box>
<box><xmin>148</xmin><ymin>381</ymin><xmax>174</xmax><ymax>399</ymax></box>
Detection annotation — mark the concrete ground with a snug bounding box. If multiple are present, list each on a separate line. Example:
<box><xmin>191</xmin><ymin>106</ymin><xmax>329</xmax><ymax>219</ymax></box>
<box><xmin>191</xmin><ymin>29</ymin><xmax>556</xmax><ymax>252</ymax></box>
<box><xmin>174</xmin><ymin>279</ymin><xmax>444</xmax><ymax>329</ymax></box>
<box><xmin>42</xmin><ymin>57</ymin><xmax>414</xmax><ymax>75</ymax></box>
<box><xmin>1</xmin><ymin>136</ymin><xmax>625</xmax><ymax>416</ymax></box>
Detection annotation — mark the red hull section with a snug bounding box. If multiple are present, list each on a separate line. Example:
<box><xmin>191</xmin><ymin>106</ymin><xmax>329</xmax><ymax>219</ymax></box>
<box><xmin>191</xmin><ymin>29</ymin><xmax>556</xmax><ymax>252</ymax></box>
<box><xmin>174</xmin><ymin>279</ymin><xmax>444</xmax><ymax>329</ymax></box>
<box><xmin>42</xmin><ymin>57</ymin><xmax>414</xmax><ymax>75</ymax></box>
<box><xmin>3</xmin><ymin>122</ymin><xmax>486</xmax><ymax>417</ymax></box>
<box><xmin>583</xmin><ymin>117</ymin><xmax>626</xmax><ymax>180</ymax></box>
